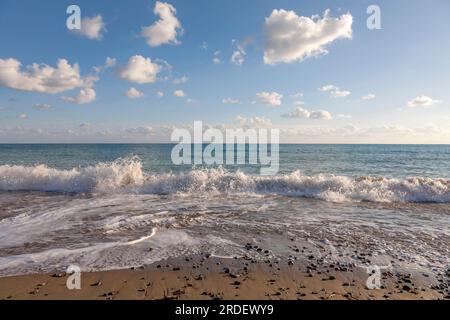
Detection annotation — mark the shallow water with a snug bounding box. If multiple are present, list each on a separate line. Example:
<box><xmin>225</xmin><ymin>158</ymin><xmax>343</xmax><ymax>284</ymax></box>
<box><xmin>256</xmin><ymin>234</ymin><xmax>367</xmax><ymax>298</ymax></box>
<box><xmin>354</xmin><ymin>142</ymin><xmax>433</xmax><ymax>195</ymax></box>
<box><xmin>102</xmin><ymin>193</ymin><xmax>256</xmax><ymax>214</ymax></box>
<box><xmin>0</xmin><ymin>144</ymin><xmax>449</xmax><ymax>280</ymax></box>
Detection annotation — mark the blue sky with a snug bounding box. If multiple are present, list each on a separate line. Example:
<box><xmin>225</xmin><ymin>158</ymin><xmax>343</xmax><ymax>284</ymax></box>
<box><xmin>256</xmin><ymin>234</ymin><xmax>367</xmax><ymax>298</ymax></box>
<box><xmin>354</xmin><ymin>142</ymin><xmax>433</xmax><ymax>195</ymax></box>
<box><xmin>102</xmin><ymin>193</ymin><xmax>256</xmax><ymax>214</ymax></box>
<box><xmin>0</xmin><ymin>0</ymin><xmax>450</xmax><ymax>143</ymax></box>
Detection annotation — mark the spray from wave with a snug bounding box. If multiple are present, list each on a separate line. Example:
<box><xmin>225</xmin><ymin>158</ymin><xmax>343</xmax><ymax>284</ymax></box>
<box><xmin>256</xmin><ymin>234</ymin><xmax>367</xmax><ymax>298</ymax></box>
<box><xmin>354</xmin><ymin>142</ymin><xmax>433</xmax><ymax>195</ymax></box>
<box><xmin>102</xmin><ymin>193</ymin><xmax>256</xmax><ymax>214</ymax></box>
<box><xmin>0</xmin><ymin>157</ymin><xmax>449</xmax><ymax>203</ymax></box>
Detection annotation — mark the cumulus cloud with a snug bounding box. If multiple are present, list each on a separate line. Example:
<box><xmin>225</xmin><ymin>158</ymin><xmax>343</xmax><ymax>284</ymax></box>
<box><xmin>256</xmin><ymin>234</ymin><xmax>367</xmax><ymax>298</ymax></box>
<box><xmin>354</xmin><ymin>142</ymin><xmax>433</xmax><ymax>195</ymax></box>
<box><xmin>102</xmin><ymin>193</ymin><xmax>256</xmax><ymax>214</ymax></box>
<box><xmin>93</xmin><ymin>57</ymin><xmax>116</xmax><ymax>74</ymax></box>
<box><xmin>124</xmin><ymin>87</ymin><xmax>144</xmax><ymax>99</ymax></box>
<box><xmin>337</xmin><ymin>114</ymin><xmax>352</xmax><ymax>119</ymax></box>
<box><xmin>17</xmin><ymin>113</ymin><xmax>27</xmax><ymax>120</ymax></box>
<box><xmin>291</xmin><ymin>92</ymin><xmax>304</xmax><ymax>98</ymax></box>
<box><xmin>173</xmin><ymin>76</ymin><xmax>188</xmax><ymax>84</ymax></box>
<box><xmin>407</xmin><ymin>95</ymin><xmax>440</xmax><ymax>108</ymax></box>
<box><xmin>157</xmin><ymin>91</ymin><xmax>164</xmax><ymax>97</ymax></box>
<box><xmin>212</xmin><ymin>51</ymin><xmax>221</xmax><ymax>64</ymax></box>
<box><xmin>126</xmin><ymin>126</ymin><xmax>154</xmax><ymax>135</ymax></box>
<box><xmin>230</xmin><ymin>40</ymin><xmax>246</xmax><ymax>66</ymax></box>
<box><xmin>0</xmin><ymin>58</ymin><xmax>95</xmax><ymax>94</ymax></box>
<box><xmin>319</xmin><ymin>84</ymin><xmax>351</xmax><ymax>98</ymax></box>
<box><xmin>118</xmin><ymin>55</ymin><xmax>161</xmax><ymax>84</ymax></box>
<box><xmin>256</xmin><ymin>91</ymin><xmax>283</xmax><ymax>107</ymax></box>
<box><xmin>72</xmin><ymin>15</ymin><xmax>106</xmax><ymax>40</ymax></box>
<box><xmin>33</xmin><ymin>103</ymin><xmax>51</xmax><ymax>110</ymax></box>
<box><xmin>264</xmin><ymin>9</ymin><xmax>353</xmax><ymax>64</ymax></box>
<box><xmin>222</xmin><ymin>98</ymin><xmax>241</xmax><ymax>104</ymax></box>
<box><xmin>173</xmin><ymin>89</ymin><xmax>185</xmax><ymax>97</ymax></box>
<box><xmin>61</xmin><ymin>87</ymin><xmax>96</xmax><ymax>105</ymax></box>
<box><xmin>235</xmin><ymin>115</ymin><xmax>272</xmax><ymax>128</ymax></box>
<box><xmin>140</xmin><ymin>1</ymin><xmax>182</xmax><ymax>47</ymax></box>
<box><xmin>361</xmin><ymin>93</ymin><xmax>376</xmax><ymax>101</ymax></box>
<box><xmin>282</xmin><ymin>106</ymin><xmax>332</xmax><ymax>120</ymax></box>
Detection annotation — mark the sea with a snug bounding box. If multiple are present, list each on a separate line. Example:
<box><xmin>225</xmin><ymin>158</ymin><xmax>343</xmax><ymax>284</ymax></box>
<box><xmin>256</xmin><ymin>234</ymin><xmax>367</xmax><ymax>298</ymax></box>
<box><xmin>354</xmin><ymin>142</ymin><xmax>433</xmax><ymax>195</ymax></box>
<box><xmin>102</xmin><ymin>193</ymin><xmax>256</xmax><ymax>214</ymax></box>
<box><xmin>0</xmin><ymin>144</ymin><xmax>449</xmax><ymax>282</ymax></box>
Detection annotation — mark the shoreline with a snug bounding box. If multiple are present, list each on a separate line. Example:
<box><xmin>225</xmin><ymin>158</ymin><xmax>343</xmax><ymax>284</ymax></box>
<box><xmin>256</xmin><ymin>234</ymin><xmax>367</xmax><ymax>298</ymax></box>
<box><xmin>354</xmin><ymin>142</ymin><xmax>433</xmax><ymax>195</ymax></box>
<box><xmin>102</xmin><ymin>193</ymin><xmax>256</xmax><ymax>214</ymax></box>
<box><xmin>0</xmin><ymin>255</ymin><xmax>446</xmax><ymax>300</ymax></box>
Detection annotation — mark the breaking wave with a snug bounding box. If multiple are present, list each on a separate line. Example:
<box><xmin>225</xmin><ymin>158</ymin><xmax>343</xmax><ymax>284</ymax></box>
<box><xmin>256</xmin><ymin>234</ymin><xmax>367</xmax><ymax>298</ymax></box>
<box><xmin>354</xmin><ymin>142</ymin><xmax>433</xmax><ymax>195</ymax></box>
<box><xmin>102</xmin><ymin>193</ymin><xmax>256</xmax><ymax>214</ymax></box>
<box><xmin>1</xmin><ymin>157</ymin><xmax>450</xmax><ymax>203</ymax></box>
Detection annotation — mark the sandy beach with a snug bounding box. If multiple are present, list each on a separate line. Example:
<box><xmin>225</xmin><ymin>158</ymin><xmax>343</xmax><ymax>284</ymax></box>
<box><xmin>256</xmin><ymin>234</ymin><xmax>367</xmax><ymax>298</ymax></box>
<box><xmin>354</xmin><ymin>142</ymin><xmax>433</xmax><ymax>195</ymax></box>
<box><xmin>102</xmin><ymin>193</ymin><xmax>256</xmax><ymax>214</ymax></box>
<box><xmin>1</xmin><ymin>253</ymin><xmax>447</xmax><ymax>300</ymax></box>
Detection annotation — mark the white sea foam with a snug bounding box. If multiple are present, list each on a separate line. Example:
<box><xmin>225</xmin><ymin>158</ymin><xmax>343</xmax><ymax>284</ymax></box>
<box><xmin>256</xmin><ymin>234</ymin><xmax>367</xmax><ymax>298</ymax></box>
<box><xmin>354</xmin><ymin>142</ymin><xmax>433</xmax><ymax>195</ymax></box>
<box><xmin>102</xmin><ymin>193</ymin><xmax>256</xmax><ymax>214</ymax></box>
<box><xmin>0</xmin><ymin>157</ymin><xmax>449</xmax><ymax>203</ymax></box>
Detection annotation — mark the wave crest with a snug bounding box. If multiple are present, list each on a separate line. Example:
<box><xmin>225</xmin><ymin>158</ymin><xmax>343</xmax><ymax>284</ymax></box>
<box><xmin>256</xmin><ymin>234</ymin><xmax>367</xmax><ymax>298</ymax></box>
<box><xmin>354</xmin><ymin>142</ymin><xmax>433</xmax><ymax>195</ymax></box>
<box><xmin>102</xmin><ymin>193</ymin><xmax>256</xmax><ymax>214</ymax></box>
<box><xmin>0</xmin><ymin>157</ymin><xmax>144</xmax><ymax>193</ymax></box>
<box><xmin>0</xmin><ymin>158</ymin><xmax>449</xmax><ymax>203</ymax></box>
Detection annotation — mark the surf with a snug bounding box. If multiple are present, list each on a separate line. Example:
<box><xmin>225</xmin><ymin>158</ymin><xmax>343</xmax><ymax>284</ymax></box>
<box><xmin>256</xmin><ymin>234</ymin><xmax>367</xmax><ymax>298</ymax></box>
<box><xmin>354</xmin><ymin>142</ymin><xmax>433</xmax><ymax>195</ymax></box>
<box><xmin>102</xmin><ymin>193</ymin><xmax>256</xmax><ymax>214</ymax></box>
<box><xmin>0</xmin><ymin>157</ymin><xmax>449</xmax><ymax>203</ymax></box>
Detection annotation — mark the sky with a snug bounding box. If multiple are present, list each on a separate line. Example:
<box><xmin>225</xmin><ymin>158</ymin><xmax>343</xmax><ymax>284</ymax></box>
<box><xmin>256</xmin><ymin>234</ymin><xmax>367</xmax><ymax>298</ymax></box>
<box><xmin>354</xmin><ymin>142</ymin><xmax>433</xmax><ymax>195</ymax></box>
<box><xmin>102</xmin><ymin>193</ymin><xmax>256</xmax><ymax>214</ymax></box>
<box><xmin>0</xmin><ymin>0</ymin><xmax>450</xmax><ymax>143</ymax></box>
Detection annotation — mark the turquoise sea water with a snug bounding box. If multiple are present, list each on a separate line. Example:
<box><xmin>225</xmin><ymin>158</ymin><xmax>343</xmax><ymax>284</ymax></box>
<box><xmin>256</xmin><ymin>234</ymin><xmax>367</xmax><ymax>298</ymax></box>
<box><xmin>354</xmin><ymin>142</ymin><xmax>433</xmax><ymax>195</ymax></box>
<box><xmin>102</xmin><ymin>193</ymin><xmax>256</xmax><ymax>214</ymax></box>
<box><xmin>0</xmin><ymin>144</ymin><xmax>449</xmax><ymax>281</ymax></box>
<box><xmin>0</xmin><ymin>144</ymin><xmax>449</xmax><ymax>178</ymax></box>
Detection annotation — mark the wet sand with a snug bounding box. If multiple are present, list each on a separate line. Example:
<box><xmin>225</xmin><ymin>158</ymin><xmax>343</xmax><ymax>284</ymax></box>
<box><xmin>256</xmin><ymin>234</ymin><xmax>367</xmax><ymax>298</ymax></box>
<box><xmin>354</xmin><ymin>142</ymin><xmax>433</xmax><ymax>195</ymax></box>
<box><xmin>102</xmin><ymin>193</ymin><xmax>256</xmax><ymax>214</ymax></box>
<box><xmin>0</xmin><ymin>254</ymin><xmax>447</xmax><ymax>300</ymax></box>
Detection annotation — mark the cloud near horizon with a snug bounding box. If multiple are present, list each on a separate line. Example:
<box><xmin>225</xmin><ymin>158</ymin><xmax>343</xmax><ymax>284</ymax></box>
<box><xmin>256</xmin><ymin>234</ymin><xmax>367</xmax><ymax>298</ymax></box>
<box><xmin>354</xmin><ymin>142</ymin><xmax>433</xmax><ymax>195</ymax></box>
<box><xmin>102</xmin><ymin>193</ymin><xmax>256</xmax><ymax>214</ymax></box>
<box><xmin>256</xmin><ymin>91</ymin><xmax>283</xmax><ymax>107</ymax></box>
<box><xmin>319</xmin><ymin>84</ymin><xmax>351</xmax><ymax>98</ymax></box>
<box><xmin>407</xmin><ymin>95</ymin><xmax>440</xmax><ymax>108</ymax></box>
<box><xmin>282</xmin><ymin>105</ymin><xmax>332</xmax><ymax>120</ymax></box>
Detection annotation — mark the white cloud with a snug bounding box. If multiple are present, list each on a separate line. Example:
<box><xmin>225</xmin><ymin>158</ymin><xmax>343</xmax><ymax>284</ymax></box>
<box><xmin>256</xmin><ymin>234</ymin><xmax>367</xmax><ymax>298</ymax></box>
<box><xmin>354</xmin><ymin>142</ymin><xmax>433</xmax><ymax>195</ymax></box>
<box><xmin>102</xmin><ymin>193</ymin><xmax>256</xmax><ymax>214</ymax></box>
<box><xmin>222</xmin><ymin>98</ymin><xmax>241</xmax><ymax>104</ymax></box>
<box><xmin>361</xmin><ymin>93</ymin><xmax>376</xmax><ymax>101</ymax></box>
<box><xmin>213</xmin><ymin>51</ymin><xmax>221</xmax><ymax>64</ymax></box>
<box><xmin>126</xmin><ymin>126</ymin><xmax>154</xmax><ymax>135</ymax></box>
<box><xmin>291</xmin><ymin>92</ymin><xmax>304</xmax><ymax>98</ymax></box>
<box><xmin>0</xmin><ymin>58</ymin><xmax>95</xmax><ymax>94</ymax></box>
<box><xmin>282</xmin><ymin>106</ymin><xmax>332</xmax><ymax>120</ymax></box>
<box><xmin>17</xmin><ymin>113</ymin><xmax>27</xmax><ymax>119</ymax></box>
<box><xmin>118</xmin><ymin>55</ymin><xmax>161</xmax><ymax>84</ymax></box>
<box><xmin>61</xmin><ymin>87</ymin><xmax>96</xmax><ymax>105</ymax></box>
<box><xmin>338</xmin><ymin>114</ymin><xmax>352</xmax><ymax>119</ymax></box>
<box><xmin>256</xmin><ymin>91</ymin><xmax>283</xmax><ymax>107</ymax></box>
<box><xmin>157</xmin><ymin>91</ymin><xmax>164</xmax><ymax>97</ymax></box>
<box><xmin>231</xmin><ymin>48</ymin><xmax>245</xmax><ymax>66</ymax></box>
<box><xmin>173</xmin><ymin>89</ymin><xmax>185</xmax><ymax>97</ymax></box>
<box><xmin>407</xmin><ymin>95</ymin><xmax>440</xmax><ymax>108</ymax></box>
<box><xmin>173</xmin><ymin>76</ymin><xmax>189</xmax><ymax>84</ymax></box>
<box><xmin>93</xmin><ymin>57</ymin><xmax>116</xmax><ymax>74</ymax></box>
<box><xmin>140</xmin><ymin>1</ymin><xmax>182</xmax><ymax>47</ymax></box>
<box><xmin>264</xmin><ymin>9</ymin><xmax>353</xmax><ymax>64</ymax></box>
<box><xmin>319</xmin><ymin>84</ymin><xmax>351</xmax><ymax>98</ymax></box>
<box><xmin>33</xmin><ymin>103</ymin><xmax>51</xmax><ymax>110</ymax></box>
<box><xmin>72</xmin><ymin>15</ymin><xmax>106</xmax><ymax>40</ymax></box>
<box><xmin>235</xmin><ymin>115</ymin><xmax>272</xmax><ymax>128</ymax></box>
<box><xmin>124</xmin><ymin>87</ymin><xmax>144</xmax><ymax>99</ymax></box>
<box><xmin>230</xmin><ymin>41</ymin><xmax>246</xmax><ymax>66</ymax></box>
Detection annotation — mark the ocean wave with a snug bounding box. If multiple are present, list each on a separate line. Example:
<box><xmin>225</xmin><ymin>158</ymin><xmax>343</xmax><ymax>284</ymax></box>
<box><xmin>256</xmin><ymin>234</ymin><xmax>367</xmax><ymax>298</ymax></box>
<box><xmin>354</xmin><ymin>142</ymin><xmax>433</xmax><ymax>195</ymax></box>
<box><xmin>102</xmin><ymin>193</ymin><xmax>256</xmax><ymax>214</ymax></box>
<box><xmin>0</xmin><ymin>157</ymin><xmax>449</xmax><ymax>203</ymax></box>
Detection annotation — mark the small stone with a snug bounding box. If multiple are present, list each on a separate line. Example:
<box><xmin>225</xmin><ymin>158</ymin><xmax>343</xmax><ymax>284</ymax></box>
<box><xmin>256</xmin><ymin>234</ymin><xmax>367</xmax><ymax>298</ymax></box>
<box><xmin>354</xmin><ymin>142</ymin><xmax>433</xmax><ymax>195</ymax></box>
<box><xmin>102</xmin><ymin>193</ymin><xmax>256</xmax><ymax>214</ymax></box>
<box><xmin>90</xmin><ymin>281</ymin><xmax>102</xmax><ymax>287</ymax></box>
